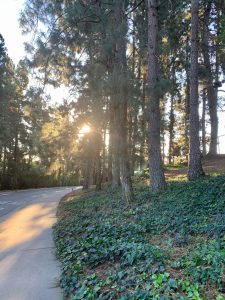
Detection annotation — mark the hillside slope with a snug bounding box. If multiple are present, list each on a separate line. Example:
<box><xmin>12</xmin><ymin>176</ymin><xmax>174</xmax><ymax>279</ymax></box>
<box><xmin>54</xmin><ymin>168</ymin><xmax>225</xmax><ymax>300</ymax></box>
<box><xmin>165</xmin><ymin>155</ymin><xmax>225</xmax><ymax>178</ymax></box>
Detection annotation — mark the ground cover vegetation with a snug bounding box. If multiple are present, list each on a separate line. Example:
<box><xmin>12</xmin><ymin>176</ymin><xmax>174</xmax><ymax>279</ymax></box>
<box><xmin>1</xmin><ymin>0</ymin><xmax>225</xmax><ymax>298</ymax></box>
<box><xmin>54</xmin><ymin>173</ymin><xmax>225</xmax><ymax>299</ymax></box>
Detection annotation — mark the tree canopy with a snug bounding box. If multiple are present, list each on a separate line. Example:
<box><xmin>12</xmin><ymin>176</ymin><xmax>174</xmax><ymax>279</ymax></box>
<box><xmin>0</xmin><ymin>0</ymin><xmax>224</xmax><ymax>194</ymax></box>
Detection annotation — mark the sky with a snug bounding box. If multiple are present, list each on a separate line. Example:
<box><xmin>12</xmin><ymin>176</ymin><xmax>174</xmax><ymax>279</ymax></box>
<box><xmin>0</xmin><ymin>0</ymin><xmax>69</xmax><ymax>103</ymax></box>
<box><xmin>0</xmin><ymin>0</ymin><xmax>25</xmax><ymax>64</ymax></box>
<box><xmin>0</xmin><ymin>0</ymin><xmax>225</xmax><ymax>153</ymax></box>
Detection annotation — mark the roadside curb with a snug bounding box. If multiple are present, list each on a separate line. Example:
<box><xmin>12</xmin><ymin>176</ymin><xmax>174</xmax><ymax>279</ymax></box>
<box><xmin>0</xmin><ymin>186</ymin><xmax>75</xmax><ymax>194</ymax></box>
<box><xmin>60</xmin><ymin>187</ymin><xmax>82</xmax><ymax>202</ymax></box>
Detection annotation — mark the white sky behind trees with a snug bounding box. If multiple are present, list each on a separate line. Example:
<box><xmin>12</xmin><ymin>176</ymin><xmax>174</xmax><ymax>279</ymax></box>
<box><xmin>0</xmin><ymin>0</ymin><xmax>225</xmax><ymax>153</ymax></box>
<box><xmin>0</xmin><ymin>0</ymin><xmax>69</xmax><ymax>104</ymax></box>
<box><xmin>0</xmin><ymin>0</ymin><xmax>25</xmax><ymax>64</ymax></box>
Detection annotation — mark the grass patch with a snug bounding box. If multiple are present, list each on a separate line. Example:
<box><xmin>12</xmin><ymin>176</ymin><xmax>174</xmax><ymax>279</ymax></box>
<box><xmin>53</xmin><ymin>175</ymin><xmax>225</xmax><ymax>300</ymax></box>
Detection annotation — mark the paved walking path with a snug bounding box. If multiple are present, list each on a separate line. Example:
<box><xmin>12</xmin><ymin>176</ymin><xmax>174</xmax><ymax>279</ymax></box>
<box><xmin>0</xmin><ymin>187</ymin><xmax>73</xmax><ymax>300</ymax></box>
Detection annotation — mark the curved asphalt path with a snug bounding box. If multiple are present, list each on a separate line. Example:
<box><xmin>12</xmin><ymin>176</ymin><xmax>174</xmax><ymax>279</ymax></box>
<box><xmin>0</xmin><ymin>186</ymin><xmax>74</xmax><ymax>300</ymax></box>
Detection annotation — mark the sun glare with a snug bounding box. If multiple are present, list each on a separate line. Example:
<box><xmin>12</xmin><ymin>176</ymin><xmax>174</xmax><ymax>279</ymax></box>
<box><xmin>80</xmin><ymin>124</ymin><xmax>91</xmax><ymax>134</ymax></box>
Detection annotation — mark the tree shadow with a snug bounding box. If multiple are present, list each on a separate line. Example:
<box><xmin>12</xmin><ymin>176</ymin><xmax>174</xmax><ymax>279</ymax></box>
<box><xmin>0</xmin><ymin>200</ymin><xmax>62</xmax><ymax>300</ymax></box>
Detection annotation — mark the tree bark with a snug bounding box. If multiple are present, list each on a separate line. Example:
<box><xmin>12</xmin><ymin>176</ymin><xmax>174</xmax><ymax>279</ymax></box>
<box><xmin>108</xmin><ymin>102</ymin><xmax>113</xmax><ymax>182</ymax></box>
<box><xmin>168</xmin><ymin>62</ymin><xmax>176</xmax><ymax>165</ymax></box>
<box><xmin>83</xmin><ymin>158</ymin><xmax>93</xmax><ymax>189</ymax></box>
<box><xmin>202</xmin><ymin>1</ymin><xmax>218</xmax><ymax>156</ymax></box>
<box><xmin>128</xmin><ymin>112</ymin><xmax>133</xmax><ymax>174</ymax></box>
<box><xmin>188</xmin><ymin>0</ymin><xmax>204</xmax><ymax>180</ymax></box>
<box><xmin>101</xmin><ymin>126</ymin><xmax>107</xmax><ymax>183</ymax></box>
<box><xmin>140</xmin><ymin>72</ymin><xmax>147</xmax><ymax>170</ymax></box>
<box><xmin>111</xmin><ymin>101</ymin><xmax>121</xmax><ymax>187</ymax></box>
<box><xmin>114</xmin><ymin>1</ymin><xmax>134</xmax><ymax>203</ymax></box>
<box><xmin>95</xmin><ymin>154</ymin><xmax>102</xmax><ymax>190</ymax></box>
<box><xmin>131</xmin><ymin>114</ymin><xmax>138</xmax><ymax>175</ymax></box>
<box><xmin>147</xmin><ymin>0</ymin><xmax>166</xmax><ymax>190</ymax></box>
<box><xmin>130</xmin><ymin>26</ymin><xmax>138</xmax><ymax>175</ymax></box>
<box><xmin>184</xmin><ymin>70</ymin><xmax>190</xmax><ymax>161</ymax></box>
<box><xmin>168</xmin><ymin>94</ymin><xmax>175</xmax><ymax>165</ymax></box>
<box><xmin>202</xmin><ymin>89</ymin><xmax>207</xmax><ymax>156</ymax></box>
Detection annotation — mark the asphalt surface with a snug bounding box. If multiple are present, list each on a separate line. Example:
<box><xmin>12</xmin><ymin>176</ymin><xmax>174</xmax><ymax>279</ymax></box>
<box><xmin>0</xmin><ymin>186</ymin><xmax>74</xmax><ymax>300</ymax></box>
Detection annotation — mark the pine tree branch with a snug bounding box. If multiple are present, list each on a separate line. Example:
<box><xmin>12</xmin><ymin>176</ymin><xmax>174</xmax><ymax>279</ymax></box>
<box><xmin>125</xmin><ymin>0</ymin><xmax>145</xmax><ymax>16</ymax></box>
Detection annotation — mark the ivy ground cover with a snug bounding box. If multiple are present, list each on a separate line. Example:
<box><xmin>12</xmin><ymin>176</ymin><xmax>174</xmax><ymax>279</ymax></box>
<box><xmin>53</xmin><ymin>175</ymin><xmax>225</xmax><ymax>300</ymax></box>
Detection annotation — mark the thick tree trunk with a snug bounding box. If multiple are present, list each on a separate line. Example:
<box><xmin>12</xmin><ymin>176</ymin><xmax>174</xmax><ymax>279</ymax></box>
<box><xmin>112</xmin><ymin>152</ymin><xmax>120</xmax><ymax>187</ymax></box>
<box><xmin>83</xmin><ymin>158</ymin><xmax>93</xmax><ymax>190</ymax></box>
<box><xmin>188</xmin><ymin>0</ymin><xmax>204</xmax><ymax>180</ymax></box>
<box><xmin>115</xmin><ymin>2</ymin><xmax>134</xmax><ymax>203</ymax></box>
<box><xmin>111</xmin><ymin>103</ymin><xmax>120</xmax><ymax>187</ymax></box>
<box><xmin>147</xmin><ymin>0</ymin><xmax>166</xmax><ymax>190</ymax></box>
<box><xmin>202</xmin><ymin>2</ymin><xmax>218</xmax><ymax>156</ymax></box>
<box><xmin>95</xmin><ymin>154</ymin><xmax>102</xmax><ymax>191</ymax></box>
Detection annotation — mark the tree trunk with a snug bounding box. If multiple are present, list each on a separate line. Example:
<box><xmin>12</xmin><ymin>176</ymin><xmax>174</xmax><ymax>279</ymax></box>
<box><xmin>95</xmin><ymin>132</ymin><xmax>102</xmax><ymax>191</ymax></box>
<box><xmin>111</xmin><ymin>102</ymin><xmax>121</xmax><ymax>187</ymax></box>
<box><xmin>108</xmin><ymin>101</ymin><xmax>113</xmax><ymax>182</ymax></box>
<box><xmin>184</xmin><ymin>71</ymin><xmax>190</xmax><ymax>161</ymax></box>
<box><xmin>131</xmin><ymin>115</ymin><xmax>138</xmax><ymax>175</ymax></box>
<box><xmin>95</xmin><ymin>154</ymin><xmax>102</xmax><ymax>191</ymax></box>
<box><xmin>82</xmin><ymin>158</ymin><xmax>93</xmax><ymax>190</ymax></box>
<box><xmin>168</xmin><ymin>62</ymin><xmax>176</xmax><ymax>165</ymax></box>
<box><xmin>14</xmin><ymin>132</ymin><xmax>19</xmax><ymax>163</ymax></box>
<box><xmin>102</xmin><ymin>126</ymin><xmax>107</xmax><ymax>183</ymax></box>
<box><xmin>147</xmin><ymin>0</ymin><xmax>166</xmax><ymax>190</ymax></box>
<box><xmin>168</xmin><ymin>94</ymin><xmax>175</xmax><ymax>164</ymax></box>
<box><xmin>130</xmin><ymin>26</ymin><xmax>137</xmax><ymax>176</ymax></box>
<box><xmin>140</xmin><ymin>72</ymin><xmax>147</xmax><ymax>170</ymax></box>
<box><xmin>114</xmin><ymin>1</ymin><xmax>134</xmax><ymax>203</ymax></box>
<box><xmin>202</xmin><ymin>89</ymin><xmax>207</xmax><ymax>156</ymax></box>
<box><xmin>202</xmin><ymin>2</ymin><xmax>218</xmax><ymax>156</ymax></box>
<box><xmin>188</xmin><ymin>0</ymin><xmax>204</xmax><ymax>180</ymax></box>
<box><xmin>128</xmin><ymin>112</ymin><xmax>133</xmax><ymax>174</ymax></box>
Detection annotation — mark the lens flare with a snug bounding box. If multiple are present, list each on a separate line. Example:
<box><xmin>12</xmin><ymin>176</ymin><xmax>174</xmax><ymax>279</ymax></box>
<box><xmin>81</xmin><ymin>124</ymin><xmax>91</xmax><ymax>134</ymax></box>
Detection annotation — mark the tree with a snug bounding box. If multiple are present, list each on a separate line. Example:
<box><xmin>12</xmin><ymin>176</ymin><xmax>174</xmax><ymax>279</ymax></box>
<box><xmin>188</xmin><ymin>0</ymin><xmax>204</xmax><ymax>180</ymax></box>
<box><xmin>17</xmin><ymin>0</ymin><xmax>224</xmax><ymax>191</ymax></box>
<box><xmin>147</xmin><ymin>0</ymin><xmax>166</xmax><ymax>190</ymax></box>
<box><xmin>114</xmin><ymin>1</ymin><xmax>134</xmax><ymax>203</ymax></box>
<box><xmin>202</xmin><ymin>0</ymin><xmax>218</xmax><ymax>156</ymax></box>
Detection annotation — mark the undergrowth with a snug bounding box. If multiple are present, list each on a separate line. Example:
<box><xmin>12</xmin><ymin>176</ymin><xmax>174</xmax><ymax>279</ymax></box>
<box><xmin>53</xmin><ymin>174</ymin><xmax>225</xmax><ymax>300</ymax></box>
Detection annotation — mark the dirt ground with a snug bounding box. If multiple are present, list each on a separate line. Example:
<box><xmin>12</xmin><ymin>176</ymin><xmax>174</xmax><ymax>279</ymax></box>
<box><xmin>165</xmin><ymin>155</ymin><xmax>225</xmax><ymax>178</ymax></box>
